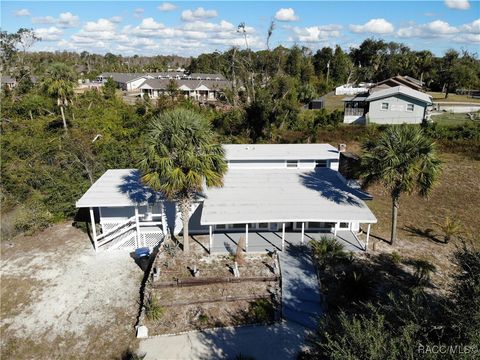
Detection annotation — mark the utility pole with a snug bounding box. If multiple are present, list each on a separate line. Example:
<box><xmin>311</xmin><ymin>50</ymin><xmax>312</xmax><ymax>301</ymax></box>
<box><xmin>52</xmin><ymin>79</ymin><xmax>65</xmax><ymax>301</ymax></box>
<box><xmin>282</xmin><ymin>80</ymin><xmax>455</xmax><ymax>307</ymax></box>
<box><xmin>326</xmin><ymin>60</ymin><xmax>330</xmax><ymax>84</ymax></box>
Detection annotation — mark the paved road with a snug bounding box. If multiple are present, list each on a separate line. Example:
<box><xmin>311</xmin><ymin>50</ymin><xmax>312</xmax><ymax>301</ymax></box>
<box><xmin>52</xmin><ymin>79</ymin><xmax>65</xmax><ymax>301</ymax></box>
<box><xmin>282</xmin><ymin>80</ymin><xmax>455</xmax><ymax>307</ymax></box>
<box><xmin>139</xmin><ymin>244</ymin><xmax>322</xmax><ymax>359</ymax></box>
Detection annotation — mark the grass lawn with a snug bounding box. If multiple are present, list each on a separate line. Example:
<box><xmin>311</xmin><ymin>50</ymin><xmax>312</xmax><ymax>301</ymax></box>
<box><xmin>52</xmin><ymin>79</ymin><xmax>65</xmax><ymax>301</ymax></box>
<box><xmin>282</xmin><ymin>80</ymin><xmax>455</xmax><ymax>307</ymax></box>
<box><xmin>365</xmin><ymin>152</ymin><xmax>480</xmax><ymax>289</ymax></box>
<box><xmin>427</xmin><ymin>92</ymin><xmax>480</xmax><ymax>103</ymax></box>
<box><xmin>430</xmin><ymin>112</ymin><xmax>475</xmax><ymax>127</ymax></box>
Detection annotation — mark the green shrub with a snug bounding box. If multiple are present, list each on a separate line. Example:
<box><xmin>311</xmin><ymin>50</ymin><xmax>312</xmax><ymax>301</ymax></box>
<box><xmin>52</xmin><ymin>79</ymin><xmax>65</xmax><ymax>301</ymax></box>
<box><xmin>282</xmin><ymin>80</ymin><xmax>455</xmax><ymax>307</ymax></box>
<box><xmin>310</xmin><ymin>236</ymin><xmax>347</xmax><ymax>270</ymax></box>
<box><xmin>390</xmin><ymin>251</ymin><xmax>402</xmax><ymax>264</ymax></box>
<box><xmin>145</xmin><ymin>295</ymin><xmax>164</xmax><ymax>321</ymax></box>
<box><xmin>248</xmin><ymin>298</ymin><xmax>274</xmax><ymax>323</ymax></box>
<box><xmin>14</xmin><ymin>200</ymin><xmax>54</xmax><ymax>235</ymax></box>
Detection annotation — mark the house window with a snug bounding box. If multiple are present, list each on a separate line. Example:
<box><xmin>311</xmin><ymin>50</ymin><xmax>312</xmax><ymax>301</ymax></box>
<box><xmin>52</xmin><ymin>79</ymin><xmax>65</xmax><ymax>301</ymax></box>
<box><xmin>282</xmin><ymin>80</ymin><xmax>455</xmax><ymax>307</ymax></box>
<box><xmin>258</xmin><ymin>222</ymin><xmax>269</xmax><ymax>229</ymax></box>
<box><xmin>286</xmin><ymin>160</ymin><xmax>298</xmax><ymax>168</ymax></box>
<box><xmin>381</xmin><ymin>102</ymin><xmax>389</xmax><ymax>110</ymax></box>
<box><xmin>315</xmin><ymin>160</ymin><xmax>328</xmax><ymax>168</ymax></box>
<box><xmin>406</xmin><ymin>104</ymin><xmax>414</xmax><ymax>112</ymax></box>
<box><xmin>270</xmin><ymin>223</ymin><xmax>278</xmax><ymax>231</ymax></box>
<box><xmin>215</xmin><ymin>224</ymin><xmax>226</xmax><ymax>230</ymax></box>
<box><xmin>308</xmin><ymin>222</ymin><xmax>322</xmax><ymax>229</ymax></box>
<box><xmin>231</xmin><ymin>223</ymin><xmax>245</xmax><ymax>229</ymax></box>
<box><xmin>339</xmin><ymin>222</ymin><xmax>349</xmax><ymax>229</ymax></box>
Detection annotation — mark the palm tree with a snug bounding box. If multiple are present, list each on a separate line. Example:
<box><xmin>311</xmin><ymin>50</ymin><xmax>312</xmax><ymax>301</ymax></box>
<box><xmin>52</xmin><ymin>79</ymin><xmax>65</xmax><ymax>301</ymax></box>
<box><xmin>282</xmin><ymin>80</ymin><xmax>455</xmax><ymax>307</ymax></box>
<box><xmin>434</xmin><ymin>216</ymin><xmax>463</xmax><ymax>243</ymax></box>
<box><xmin>139</xmin><ymin>108</ymin><xmax>227</xmax><ymax>253</ymax></box>
<box><xmin>41</xmin><ymin>63</ymin><xmax>76</xmax><ymax>131</ymax></box>
<box><xmin>361</xmin><ymin>125</ymin><xmax>442</xmax><ymax>246</ymax></box>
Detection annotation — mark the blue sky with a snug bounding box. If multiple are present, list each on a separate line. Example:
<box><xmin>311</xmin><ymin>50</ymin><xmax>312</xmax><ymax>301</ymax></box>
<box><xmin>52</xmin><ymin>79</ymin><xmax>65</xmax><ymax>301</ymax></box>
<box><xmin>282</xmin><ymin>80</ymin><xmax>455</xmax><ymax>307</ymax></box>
<box><xmin>2</xmin><ymin>1</ymin><xmax>479</xmax><ymax>56</ymax></box>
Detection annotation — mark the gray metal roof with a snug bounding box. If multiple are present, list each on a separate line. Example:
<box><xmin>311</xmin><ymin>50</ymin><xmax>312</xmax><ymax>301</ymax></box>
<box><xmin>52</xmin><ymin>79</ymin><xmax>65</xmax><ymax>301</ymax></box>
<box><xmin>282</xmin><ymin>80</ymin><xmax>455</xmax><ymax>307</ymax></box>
<box><xmin>366</xmin><ymin>86</ymin><xmax>432</xmax><ymax>104</ymax></box>
<box><xmin>201</xmin><ymin>168</ymin><xmax>377</xmax><ymax>225</ymax></box>
<box><xmin>224</xmin><ymin>144</ymin><xmax>339</xmax><ymax>161</ymax></box>
<box><xmin>75</xmin><ymin>169</ymin><xmax>160</xmax><ymax>208</ymax></box>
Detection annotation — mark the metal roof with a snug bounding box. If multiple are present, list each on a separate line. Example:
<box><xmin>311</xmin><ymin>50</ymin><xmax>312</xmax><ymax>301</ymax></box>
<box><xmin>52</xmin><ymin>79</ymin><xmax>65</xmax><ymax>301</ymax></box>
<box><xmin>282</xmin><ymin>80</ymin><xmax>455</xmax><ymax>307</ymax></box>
<box><xmin>75</xmin><ymin>169</ymin><xmax>160</xmax><ymax>208</ymax></box>
<box><xmin>224</xmin><ymin>144</ymin><xmax>339</xmax><ymax>161</ymax></box>
<box><xmin>201</xmin><ymin>168</ymin><xmax>377</xmax><ymax>225</ymax></box>
<box><xmin>366</xmin><ymin>86</ymin><xmax>432</xmax><ymax>104</ymax></box>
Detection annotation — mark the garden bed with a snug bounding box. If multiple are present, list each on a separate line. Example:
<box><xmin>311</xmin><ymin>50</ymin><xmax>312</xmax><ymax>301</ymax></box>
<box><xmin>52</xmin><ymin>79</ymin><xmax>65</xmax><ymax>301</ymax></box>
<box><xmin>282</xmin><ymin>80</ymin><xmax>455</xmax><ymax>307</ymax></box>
<box><xmin>142</xmin><ymin>238</ymin><xmax>281</xmax><ymax>336</ymax></box>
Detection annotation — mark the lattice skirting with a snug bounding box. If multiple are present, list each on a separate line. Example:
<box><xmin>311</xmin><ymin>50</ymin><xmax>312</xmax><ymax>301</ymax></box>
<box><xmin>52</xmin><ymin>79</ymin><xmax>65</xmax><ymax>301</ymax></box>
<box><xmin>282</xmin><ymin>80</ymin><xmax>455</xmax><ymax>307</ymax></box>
<box><xmin>141</xmin><ymin>232</ymin><xmax>164</xmax><ymax>248</ymax></box>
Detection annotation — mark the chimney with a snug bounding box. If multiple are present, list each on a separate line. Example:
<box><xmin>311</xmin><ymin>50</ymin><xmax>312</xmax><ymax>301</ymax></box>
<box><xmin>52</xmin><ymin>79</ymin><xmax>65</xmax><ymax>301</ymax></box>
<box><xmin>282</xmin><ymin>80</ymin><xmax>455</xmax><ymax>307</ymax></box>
<box><xmin>338</xmin><ymin>143</ymin><xmax>347</xmax><ymax>153</ymax></box>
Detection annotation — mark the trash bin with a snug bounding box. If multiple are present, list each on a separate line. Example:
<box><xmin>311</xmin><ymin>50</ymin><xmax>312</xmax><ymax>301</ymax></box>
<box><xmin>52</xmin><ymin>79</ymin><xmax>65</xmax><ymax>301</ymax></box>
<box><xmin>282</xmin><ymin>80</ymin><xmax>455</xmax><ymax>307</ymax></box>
<box><xmin>135</xmin><ymin>247</ymin><xmax>150</xmax><ymax>258</ymax></box>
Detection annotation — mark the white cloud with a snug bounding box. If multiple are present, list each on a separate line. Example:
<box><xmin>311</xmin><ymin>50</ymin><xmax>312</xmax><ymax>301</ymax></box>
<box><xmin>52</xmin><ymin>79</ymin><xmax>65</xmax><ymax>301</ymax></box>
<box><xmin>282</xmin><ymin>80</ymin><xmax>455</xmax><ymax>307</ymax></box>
<box><xmin>34</xmin><ymin>27</ymin><xmax>63</xmax><ymax>41</ymax></box>
<box><xmin>110</xmin><ymin>16</ymin><xmax>123</xmax><ymax>23</ymax></box>
<box><xmin>181</xmin><ymin>7</ymin><xmax>218</xmax><ymax>22</ymax></box>
<box><xmin>291</xmin><ymin>24</ymin><xmax>342</xmax><ymax>42</ymax></box>
<box><xmin>32</xmin><ymin>16</ymin><xmax>56</xmax><ymax>24</ymax></box>
<box><xmin>349</xmin><ymin>18</ymin><xmax>394</xmax><ymax>34</ymax></box>
<box><xmin>32</xmin><ymin>12</ymin><xmax>79</xmax><ymax>28</ymax></box>
<box><xmin>398</xmin><ymin>20</ymin><xmax>459</xmax><ymax>38</ymax></box>
<box><xmin>275</xmin><ymin>8</ymin><xmax>299</xmax><ymax>22</ymax></box>
<box><xmin>57</xmin><ymin>12</ymin><xmax>80</xmax><ymax>28</ymax></box>
<box><xmin>444</xmin><ymin>0</ymin><xmax>470</xmax><ymax>10</ymax></box>
<box><xmin>158</xmin><ymin>2</ymin><xmax>177</xmax><ymax>12</ymax></box>
<box><xmin>84</xmin><ymin>18</ymin><xmax>116</xmax><ymax>32</ymax></box>
<box><xmin>460</xmin><ymin>18</ymin><xmax>480</xmax><ymax>33</ymax></box>
<box><xmin>134</xmin><ymin>8</ymin><xmax>144</xmax><ymax>19</ymax></box>
<box><xmin>139</xmin><ymin>17</ymin><xmax>165</xmax><ymax>30</ymax></box>
<box><xmin>14</xmin><ymin>9</ymin><xmax>30</xmax><ymax>17</ymax></box>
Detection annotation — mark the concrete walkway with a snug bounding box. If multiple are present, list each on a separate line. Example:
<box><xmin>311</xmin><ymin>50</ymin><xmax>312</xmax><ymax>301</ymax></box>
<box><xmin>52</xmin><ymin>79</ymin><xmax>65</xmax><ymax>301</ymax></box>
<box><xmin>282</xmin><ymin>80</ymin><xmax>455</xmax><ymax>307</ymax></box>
<box><xmin>139</xmin><ymin>322</ymin><xmax>309</xmax><ymax>360</ymax></box>
<box><xmin>280</xmin><ymin>245</ymin><xmax>322</xmax><ymax>330</ymax></box>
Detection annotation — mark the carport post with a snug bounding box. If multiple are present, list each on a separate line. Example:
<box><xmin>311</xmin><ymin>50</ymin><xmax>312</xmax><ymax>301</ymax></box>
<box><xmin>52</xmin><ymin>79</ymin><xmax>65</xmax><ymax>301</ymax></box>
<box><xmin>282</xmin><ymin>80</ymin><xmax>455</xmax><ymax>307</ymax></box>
<box><xmin>301</xmin><ymin>222</ymin><xmax>305</xmax><ymax>244</ymax></box>
<box><xmin>245</xmin><ymin>224</ymin><xmax>249</xmax><ymax>252</ymax></box>
<box><xmin>209</xmin><ymin>225</ymin><xmax>213</xmax><ymax>254</ymax></box>
<box><xmin>134</xmin><ymin>206</ymin><xmax>141</xmax><ymax>248</ymax></box>
<box><xmin>161</xmin><ymin>202</ymin><xmax>167</xmax><ymax>236</ymax></box>
<box><xmin>89</xmin><ymin>207</ymin><xmax>98</xmax><ymax>252</ymax></box>
<box><xmin>366</xmin><ymin>224</ymin><xmax>371</xmax><ymax>251</ymax></box>
<box><xmin>281</xmin><ymin>223</ymin><xmax>285</xmax><ymax>251</ymax></box>
<box><xmin>334</xmin><ymin>222</ymin><xmax>338</xmax><ymax>237</ymax></box>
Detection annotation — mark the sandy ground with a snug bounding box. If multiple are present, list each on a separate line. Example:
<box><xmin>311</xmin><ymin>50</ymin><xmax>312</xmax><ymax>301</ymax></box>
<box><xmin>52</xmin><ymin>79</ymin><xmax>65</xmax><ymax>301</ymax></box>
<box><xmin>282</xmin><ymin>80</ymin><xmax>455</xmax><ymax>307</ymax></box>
<box><xmin>1</xmin><ymin>222</ymin><xmax>143</xmax><ymax>359</ymax></box>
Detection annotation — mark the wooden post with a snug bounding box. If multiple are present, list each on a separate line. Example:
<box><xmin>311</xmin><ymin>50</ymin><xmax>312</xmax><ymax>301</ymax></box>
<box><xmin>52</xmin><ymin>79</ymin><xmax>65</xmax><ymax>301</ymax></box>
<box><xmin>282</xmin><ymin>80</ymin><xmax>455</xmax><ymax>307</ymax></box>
<box><xmin>301</xmin><ymin>222</ymin><xmax>305</xmax><ymax>245</ymax></box>
<box><xmin>281</xmin><ymin>223</ymin><xmax>285</xmax><ymax>251</ymax></box>
<box><xmin>134</xmin><ymin>206</ymin><xmax>141</xmax><ymax>248</ymax></box>
<box><xmin>334</xmin><ymin>222</ymin><xmax>338</xmax><ymax>237</ymax></box>
<box><xmin>209</xmin><ymin>225</ymin><xmax>213</xmax><ymax>254</ymax></box>
<box><xmin>89</xmin><ymin>207</ymin><xmax>98</xmax><ymax>252</ymax></box>
<box><xmin>245</xmin><ymin>224</ymin><xmax>249</xmax><ymax>253</ymax></box>
<box><xmin>366</xmin><ymin>224</ymin><xmax>371</xmax><ymax>251</ymax></box>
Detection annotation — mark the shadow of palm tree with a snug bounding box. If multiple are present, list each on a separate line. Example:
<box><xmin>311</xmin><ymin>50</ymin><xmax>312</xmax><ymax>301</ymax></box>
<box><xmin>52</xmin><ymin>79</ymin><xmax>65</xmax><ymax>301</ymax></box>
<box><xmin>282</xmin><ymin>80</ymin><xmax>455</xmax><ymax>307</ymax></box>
<box><xmin>298</xmin><ymin>168</ymin><xmax>367</xmax><ymax>207</ymax></box>
<box><xmin>404</xmin><ymin>225</ymin><xmax>444</xmax><ymax>244</ymax></box>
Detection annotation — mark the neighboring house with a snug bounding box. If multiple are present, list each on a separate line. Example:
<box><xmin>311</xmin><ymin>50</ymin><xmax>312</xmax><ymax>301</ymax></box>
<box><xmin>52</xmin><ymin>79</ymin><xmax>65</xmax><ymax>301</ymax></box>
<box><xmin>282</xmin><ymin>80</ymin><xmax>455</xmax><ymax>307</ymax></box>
<box><xmin>343</xmin><ymin>86</ymin><xmax>432</xmax><ymax>125</ymax></box>
<box><xmin>1</xmin><ymin>76</ymin><xmax>17</xmax><ymax>90</ymax></box>
<box><xmin>374</xmin><ymin>75</ymin><xmax>424</xmax><ymax>92</ymax></box>
<box><xmin>97</xmin><ymin>73</ymin><xmax>153</xmax><ymax>91</ymax></box>
<box><xmin>139</xmin><ymin>78</ymin><xmax>231</xmax><ymax>101</ymax></box>
<box><xmin>76</xmin><ymin>144</ymin><xmax>377</xmax><ymax>252</ymax></box>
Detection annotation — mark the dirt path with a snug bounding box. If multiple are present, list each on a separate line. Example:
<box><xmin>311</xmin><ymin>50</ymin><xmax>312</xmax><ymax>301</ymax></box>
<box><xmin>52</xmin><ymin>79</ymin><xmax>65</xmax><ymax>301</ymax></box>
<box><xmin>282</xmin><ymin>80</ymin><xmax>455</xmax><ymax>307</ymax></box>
<box><xmin>1</xmin><ymin>223</ymin><xmax>143</xmax><ymax>359</ymax></box>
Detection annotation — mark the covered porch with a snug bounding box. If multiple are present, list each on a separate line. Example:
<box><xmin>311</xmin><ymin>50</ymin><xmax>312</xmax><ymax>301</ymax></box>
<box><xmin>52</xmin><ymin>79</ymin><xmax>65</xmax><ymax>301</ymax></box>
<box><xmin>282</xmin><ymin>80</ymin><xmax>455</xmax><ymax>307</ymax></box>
<box><xmin>195</xmin><ymin>228</ymin><xmax>369</xmax><ymax>254</ymax></box>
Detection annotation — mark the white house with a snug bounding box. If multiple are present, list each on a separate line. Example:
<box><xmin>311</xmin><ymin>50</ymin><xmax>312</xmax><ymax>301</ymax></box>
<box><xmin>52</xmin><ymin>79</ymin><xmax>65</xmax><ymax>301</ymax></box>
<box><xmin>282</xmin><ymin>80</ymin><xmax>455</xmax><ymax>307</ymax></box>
<box><xmin>138</xmin><ymin>78</ymin><xmax>230</xmax><ymax>101</ymax></box>
<box><xmin>97</xmin><ymin>73</ymin><xmax>153</xmax><ymax>91</ymax></box>
<box><xmin>335</xmin><ymin>83</ymin><xmax>372</xmax><ymax>96</ymax></box>
<box><xmin>76</xmin><ymin>144</ymin><xmax>377</xmax><ymax>253</ymax></box>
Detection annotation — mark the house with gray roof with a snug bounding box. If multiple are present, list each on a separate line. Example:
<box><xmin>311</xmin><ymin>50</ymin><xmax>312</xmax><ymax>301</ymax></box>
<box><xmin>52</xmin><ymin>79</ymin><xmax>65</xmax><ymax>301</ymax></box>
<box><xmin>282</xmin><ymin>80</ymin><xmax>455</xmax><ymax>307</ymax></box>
<box><xmin>76</xmin><ymin>143</ymin><xmax>376</xmax><ymax>252</ymax></box>
<box><xmin>343</xmin><ymin>85</ymin><xmax>432</xmax><ymax>124</ymax></box>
